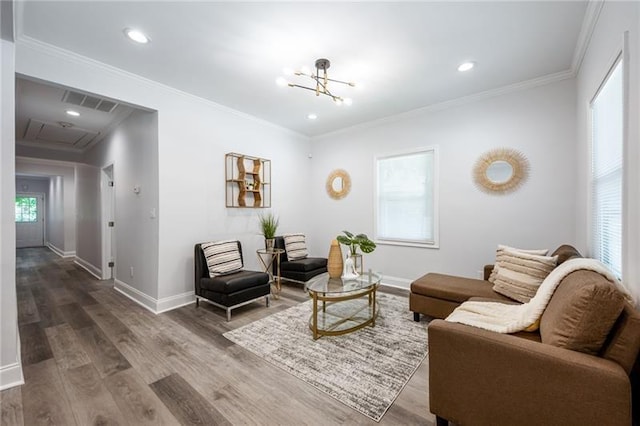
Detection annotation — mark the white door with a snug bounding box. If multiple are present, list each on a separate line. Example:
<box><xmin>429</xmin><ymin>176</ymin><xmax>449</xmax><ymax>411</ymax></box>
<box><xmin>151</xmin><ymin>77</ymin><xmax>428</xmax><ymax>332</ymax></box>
<box><xmin>16</xmin><ymin>193</ymin><xmax>45</xmax><ymax>248</ymax></box>
<box><xmin>101</xmin><ymin>165</ymin><xmax>115</xmax><ymax>279</ymax></box>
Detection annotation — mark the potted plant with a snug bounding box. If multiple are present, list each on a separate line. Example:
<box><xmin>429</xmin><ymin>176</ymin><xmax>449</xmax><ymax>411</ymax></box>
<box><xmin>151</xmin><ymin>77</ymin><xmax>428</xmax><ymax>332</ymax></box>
<box><xmin>336</xmin><ymin>231</ymin><xmax>376</xmax><ymax>256</ymax></box>
<box><xmin>258</xmin><ymin>212</ymin><xmax>279</xmax><ymax>250</ymax></box>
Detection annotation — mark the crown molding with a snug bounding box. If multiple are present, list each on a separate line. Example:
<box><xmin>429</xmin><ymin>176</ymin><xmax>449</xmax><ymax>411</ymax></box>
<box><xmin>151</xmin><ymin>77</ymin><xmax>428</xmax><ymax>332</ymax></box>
<box><xmin>571</xmin><ymin>0</ymin><xmax>605</xmax><ymax>75</ymax></box>
<box><xmin>314</xmin><ymin>69</ymin><xmax>575</xmax><ymax>140</ymax></box>
<box><xmin>15</xmin><ymin>35</ymin><xmax>309</xmax><ymax>140</ymax></box>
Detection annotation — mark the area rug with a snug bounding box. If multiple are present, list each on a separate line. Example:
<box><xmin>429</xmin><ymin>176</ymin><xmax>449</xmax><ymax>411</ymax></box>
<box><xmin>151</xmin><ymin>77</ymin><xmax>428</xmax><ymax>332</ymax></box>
<box><xmin>223</xmin><ymin>293</ymin><xmax>428</xmax><ymax>422</ymax></box>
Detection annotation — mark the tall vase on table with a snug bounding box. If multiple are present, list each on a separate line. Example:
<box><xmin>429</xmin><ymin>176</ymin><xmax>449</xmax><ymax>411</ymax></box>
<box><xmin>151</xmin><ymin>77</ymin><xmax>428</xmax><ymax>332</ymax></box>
<box><xmin>327</xmin><ymin>239</ymin><xmax>343</xmax><ymax>278</ymax></box>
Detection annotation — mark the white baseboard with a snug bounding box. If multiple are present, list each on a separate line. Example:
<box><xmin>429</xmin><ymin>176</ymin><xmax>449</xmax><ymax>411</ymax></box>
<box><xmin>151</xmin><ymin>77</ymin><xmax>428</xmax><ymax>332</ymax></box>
<box><xmin>0</xmin><ymin>362</ymin><xmax>24</xmax><ymax>391</ymax></box>
<box><xmin>381</xmin><ymin>275</ymin><xmax>412</xmax><ymax>290</ymax></box>
<box><xmin>46</xmin><ymin>242</ymin><xmax>75</xmax><ymax>258</ymax></box>
<box><xmin>73</xmin><ymin>257</ymin><xmax>102</xmax><ymax>280</ymax></box>
<box><xmin>114</xmin><ymin>279</ymin><xmax>195</xmax><ymax>314</ymax></box>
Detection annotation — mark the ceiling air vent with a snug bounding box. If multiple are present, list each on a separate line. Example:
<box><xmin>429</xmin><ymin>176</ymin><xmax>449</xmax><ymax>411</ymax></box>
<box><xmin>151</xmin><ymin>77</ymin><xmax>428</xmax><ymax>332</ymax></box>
<box><xmin>62</xmin><ymin>90</ymin><xmax>119</xmax><ymax>113</ymax></box>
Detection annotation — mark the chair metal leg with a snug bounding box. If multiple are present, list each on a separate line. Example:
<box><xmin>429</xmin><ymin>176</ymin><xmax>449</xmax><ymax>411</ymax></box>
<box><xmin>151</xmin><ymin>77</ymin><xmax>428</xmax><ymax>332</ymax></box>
<box><xmin>436</xmin><ymin>416</ymin><xmax>448</xmax><ymax>426</ymax></box>
<box><xmin>266</xmin><ymin>295</ymin><xmax>270</xmax><ymax>307</ymax></box>
<box><xmin>413</xmin><ymin>311</ymin><xmax>420</xmax><ymax>322</ymax></box>
<box><xmin>226</xmin><ymin>308</ymin><xmax>232</xmax><ymax>322</ymax></box>
<box><xmin>196</xmin><ymin>297</ymin><xmax>200</xmax><ymax>307</ymax></box>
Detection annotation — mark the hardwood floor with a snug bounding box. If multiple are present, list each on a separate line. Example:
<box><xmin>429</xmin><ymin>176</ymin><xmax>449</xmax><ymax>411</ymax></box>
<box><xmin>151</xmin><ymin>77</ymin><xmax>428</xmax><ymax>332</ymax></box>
<box><xmin>0</xmin><ymin>248</ymin><xmax>435</xmax><ymax>425</ymax></box>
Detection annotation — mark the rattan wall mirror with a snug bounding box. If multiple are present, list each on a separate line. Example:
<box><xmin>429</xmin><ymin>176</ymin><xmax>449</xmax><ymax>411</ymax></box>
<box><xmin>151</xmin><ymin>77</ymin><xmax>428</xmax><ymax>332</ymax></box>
<box><xmin>326</xmin><ymin>169</ymin><xmax>351</xmax><ymax>200</ymax></box>
<box><xmin>473</xmin><ymin>148</ymin><xmax>530</xmax><ymax>194</ymax></box>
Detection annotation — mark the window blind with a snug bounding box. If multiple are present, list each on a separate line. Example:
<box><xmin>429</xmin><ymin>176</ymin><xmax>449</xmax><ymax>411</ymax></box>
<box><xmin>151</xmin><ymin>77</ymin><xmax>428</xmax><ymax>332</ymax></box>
<box><xmin>590</xmin><ymin>59</ymin><xmax>623</xmax><ymax>278</ymax></box>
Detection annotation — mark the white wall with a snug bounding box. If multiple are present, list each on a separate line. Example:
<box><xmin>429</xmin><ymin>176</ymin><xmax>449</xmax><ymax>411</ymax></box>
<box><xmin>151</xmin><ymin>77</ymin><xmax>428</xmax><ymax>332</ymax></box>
<box><xmin>15</xmin><ymin>158</ymin><xmax>75</xmax><ymax>256</ymax></box>
<box><xmin>575</xmin><ymin>1</ymin><xmax>640</xmax><ymax>303</ymax></box>
<box><xmin>15</xmin><ymin>176</ymin><xmax>49</xmax><ymax>194</ymax></box>
<box><xmin>0</xmin><ymin>33</ymin><xmax>23</xmax><ymax>388</ymax></box>
<box><xmin>74</xmin><ymin>163</ymin><xmax>101</xmax><ymax>275</ymax></box>
<box><xmin>83</xmin><ymin>110</ymin><xmax>159</xmax><ymax>298</ymax></box>
<box><xmin>16</xmin><ymin>39</ymin><xmax>312</xmax><ymax>311</ymax></box>
<box><xmin>310</xmin><ymin>79</ymin><xmax>578</xmax><ymax>287</ymax></box>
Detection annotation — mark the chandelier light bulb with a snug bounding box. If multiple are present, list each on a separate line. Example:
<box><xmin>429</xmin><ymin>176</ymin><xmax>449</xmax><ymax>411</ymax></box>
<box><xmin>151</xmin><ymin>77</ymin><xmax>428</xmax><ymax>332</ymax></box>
<box><xmin>343</xmin><ymin>98</ymin><xmax>353</xmax><ymax>106</ymax></box>
<box><xmin>300</xmin><ymin>65</ymin><xmax>311</xmax><ymax>75</ymax></box>
<box><xmin>334</xmin><ymin>98</ymin><xmax>343</xmax><ymax>106</ymax></box>
<box><xmin>282</xmin><ymin>67</ymin><xmax>294</xmax><ymax>76</ymax></box>
<box><xmin>276</xmin><ymin>77</ymin><xmax>288</xmax><ymax>87</ymax></box>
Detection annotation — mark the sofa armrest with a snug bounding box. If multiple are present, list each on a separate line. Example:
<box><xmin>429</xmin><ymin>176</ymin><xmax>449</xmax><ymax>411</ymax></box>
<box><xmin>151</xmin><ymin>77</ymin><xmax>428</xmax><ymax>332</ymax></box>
<box><xmin>428</xmin><ymin>320</ymin><xmax>631</xmax><ymax>426</ymax></box>
<box><xmin>483</xmin><ymin>264</ymin><xmax>494</xmax><ymax>281</ymax></box>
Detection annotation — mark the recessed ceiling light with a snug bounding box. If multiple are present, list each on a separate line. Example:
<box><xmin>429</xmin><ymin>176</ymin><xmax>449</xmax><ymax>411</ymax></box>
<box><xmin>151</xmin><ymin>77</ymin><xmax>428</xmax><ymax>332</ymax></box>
<box><xmin>307</xmin><ymin>113</ymin><xmax>318</xmax><ymax>120</ymax></box>
<box><xmin>124</xmin><ymin>28</ymin><xmax>150</xmax><ymax>44</ymax></box>
<box><xmin>65</xmin><ymin>110</ymin><xmax>80</xmax><ymax>117</ymax></box>
<box><xmin>458</xmin><ymin>62</ymin><xmax>475</xmax><ymax>72</ymax></box>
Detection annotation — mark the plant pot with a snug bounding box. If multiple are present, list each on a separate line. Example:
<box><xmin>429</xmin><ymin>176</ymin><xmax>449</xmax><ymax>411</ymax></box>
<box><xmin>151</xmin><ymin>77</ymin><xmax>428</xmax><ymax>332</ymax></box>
<box><xmin>265</xmin><ymin>238</ymin><xmax>275</xmax><ymax>250</ymax></box>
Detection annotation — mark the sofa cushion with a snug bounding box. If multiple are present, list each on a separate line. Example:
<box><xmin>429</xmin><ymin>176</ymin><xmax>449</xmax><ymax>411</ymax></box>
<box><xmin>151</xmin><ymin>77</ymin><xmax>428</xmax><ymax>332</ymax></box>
<box><xmin>283</xmin><ymin>233</ymin><xmax>308</xmax><ymax>260</ymax></box>
<box><xmin>281</xmin><ymin>257</ymin><xmax>327</xmax><ymax>272</ymax></box>
<box><xmin>411</xmin><ymin>273</ymin><xmax>513</xmax><ymax>304</ymax></box>
<box><xmin>540</xmin><ymin>270</ymin><xmax>625</xmax><ymax>355</ymax></box>
<box><xmin>488</xmin><ymin>245</ymin><xmax>549</xmax><ymax>283</ymax></box>
<box><xmin>601</xmin><ymin>303</ymin><xmax>640</xmax><ymax>374</ymax></box>
<box><xmin>551</xmin><ymin>244</ymin><xmax>583</xmax><ymax>265</ymax></box>
<box><xmin>201</xmin><ymin>240</ymin><xmax>243</xmax><ymax>276</ymax></box>
<box><xmin>492</xmin><ymin>248</ymin><xmax>557</xmax><ymax>303</ymax></box>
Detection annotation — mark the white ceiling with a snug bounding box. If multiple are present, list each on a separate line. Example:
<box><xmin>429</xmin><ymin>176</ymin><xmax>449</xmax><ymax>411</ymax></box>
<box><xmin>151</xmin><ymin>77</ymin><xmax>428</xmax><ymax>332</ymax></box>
<box><xmin>16</xmin><ymin>1</ymin><xmax>588</xmax><ymax>137</ymax></box>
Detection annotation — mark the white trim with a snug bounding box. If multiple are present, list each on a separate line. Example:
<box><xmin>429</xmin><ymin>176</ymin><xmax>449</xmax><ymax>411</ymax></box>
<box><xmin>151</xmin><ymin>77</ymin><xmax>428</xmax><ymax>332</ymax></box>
<box><xmin>73</xmin><ymin>256</ymin><xmax>102</xmax><ymax>280</ymax></box>
<box><xmin>156</xmin><ymin>291</ymin><xmax>196</xmax><ymax>314</ymax></box>
<box><xmin>380</xmin><ymin>276</ymin><xmax>413</xmax><ymax>291</ymax></box>
<box><xmin>375</xmin><ymin>239</ymin><xmax>440</xmax><ymax>250</ymax></box>
<box><xmin>571</xmin><ymin>0</ymin><xmax>605</xmax><ymax>74</ymax></box>
<box><xmin>0</xmin><ymin>362</ymin><xmax>24</xmax><ymax>391</ymax></box>
<box><xmin>15</xmin><ymin>35</ymin><xmax>306</xmax><ymax>139</ymax></box>
<box><xmin>113</xmin><ymin>279</ymin><xmax>157</xmax><ymax>314</ymax></box>
<box><xmin>46</xmin><ymin>242</ymin><xmax>75</xmax><ymax>258</ymax></box>
<box><xmin>113</xmin><ymin>279</ymin><xmax>195</xmax><ymax>314</ymax></box>
<box><xmin>16</xmin><ymin>155</ymin><xmax>76</xmax><ymax>168</ymax></box>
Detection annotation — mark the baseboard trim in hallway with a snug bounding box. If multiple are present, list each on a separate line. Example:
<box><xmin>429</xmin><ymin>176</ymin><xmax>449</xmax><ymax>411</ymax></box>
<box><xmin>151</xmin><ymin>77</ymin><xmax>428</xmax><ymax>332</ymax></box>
<box><xmin>46</xmin><ymin>242</ymin><xmax>75</xmax><ymax>258</ymax></box>
<box><xmin>0</xmin><ymin>362</ymin><xmax>24</xmax><ymax>391</ymax></box>
<box><xmin>114</xmin><ymin>279</ymin><xmax>195</xmax><ymax>314</ymax></box>
<box><xmin>74</xmin><ymin>256</ymin><xmax>102</xmax><ymax>280</ymax></box>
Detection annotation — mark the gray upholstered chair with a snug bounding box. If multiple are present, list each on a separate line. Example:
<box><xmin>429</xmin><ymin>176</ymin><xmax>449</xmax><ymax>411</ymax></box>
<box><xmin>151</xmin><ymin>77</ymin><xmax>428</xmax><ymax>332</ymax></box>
<box><xmin>194</xmin><ymin>241</ymin><xmax>270</xmax><ymax>321</ymax></box>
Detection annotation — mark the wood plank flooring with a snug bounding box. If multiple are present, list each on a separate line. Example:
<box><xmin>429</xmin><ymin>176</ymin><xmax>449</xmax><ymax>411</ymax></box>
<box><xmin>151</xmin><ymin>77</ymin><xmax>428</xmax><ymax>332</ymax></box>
<box><xmin>0</xmin><ymin>248</ymin><xmax>435</xmax><ymax>425</ymax></box>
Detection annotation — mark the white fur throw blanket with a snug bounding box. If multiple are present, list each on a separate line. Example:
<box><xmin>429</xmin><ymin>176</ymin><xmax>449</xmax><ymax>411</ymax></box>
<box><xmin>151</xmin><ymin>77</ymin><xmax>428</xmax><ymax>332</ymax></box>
<box><xmin>445</xmin><ymin>258</ymin><xmax>636</xmax><ymax>334</ymax></box>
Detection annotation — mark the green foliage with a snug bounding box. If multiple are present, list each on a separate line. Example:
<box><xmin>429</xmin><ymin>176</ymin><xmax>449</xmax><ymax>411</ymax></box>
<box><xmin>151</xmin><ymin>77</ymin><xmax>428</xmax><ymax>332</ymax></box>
<box><xmin>258</xmin><ymin>213</ymin><xmax>279</xmax><ymax>239</ymax></box>
<box><xmin>336</xmin><ymin>230</ymin><xmax>376</xmax><ymax>255</ymax></box>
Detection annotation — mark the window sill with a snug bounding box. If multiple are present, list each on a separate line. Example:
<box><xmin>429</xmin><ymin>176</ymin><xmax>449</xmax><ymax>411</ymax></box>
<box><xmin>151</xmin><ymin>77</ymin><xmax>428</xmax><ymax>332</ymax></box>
<box><xmin>375</xmin><ymin>239</ymin><xmax>439</xmax><ymax>249</ymax></box>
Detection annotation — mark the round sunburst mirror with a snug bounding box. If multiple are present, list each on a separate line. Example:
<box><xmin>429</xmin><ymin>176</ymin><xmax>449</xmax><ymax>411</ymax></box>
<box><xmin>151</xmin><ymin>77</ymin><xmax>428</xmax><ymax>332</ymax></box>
<box><xmin>326</xmin><ymin>169</ymin><xmax>351</xmax><ymax>200</ymax></box>
<box><xmin>473</xmin><ymin>148</ymin><xmax>530</xmax><ymax>194</ymax></box>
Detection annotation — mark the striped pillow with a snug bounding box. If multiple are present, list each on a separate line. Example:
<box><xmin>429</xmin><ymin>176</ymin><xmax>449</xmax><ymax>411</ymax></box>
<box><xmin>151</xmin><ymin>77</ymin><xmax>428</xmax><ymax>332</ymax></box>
<box><xmin>283</xmin><ymin>233</ymin><xmax>308</xmax><ymax>260</ymax></box>
<box><xmin>492</xmin><ymin>248</ymin><xmax>558</xmax><ymax>303</ymax></box>
<box><xmin>201</xmin><ymin>240</ymin><xmax>243</xmax><ymax>277</ymax></box>
<box><xmin>488</xmin><ymin>245</ymin><xmax>549</xmax><ymax>283</ymax></box>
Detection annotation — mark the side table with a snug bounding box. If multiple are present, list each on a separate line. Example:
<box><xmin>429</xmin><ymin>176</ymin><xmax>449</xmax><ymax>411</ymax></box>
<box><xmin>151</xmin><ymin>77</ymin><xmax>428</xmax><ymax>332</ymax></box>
<box><xmin>256</xmin><ymin>248</ymin><xmax>285</xmax><ymax>298</ymax></box>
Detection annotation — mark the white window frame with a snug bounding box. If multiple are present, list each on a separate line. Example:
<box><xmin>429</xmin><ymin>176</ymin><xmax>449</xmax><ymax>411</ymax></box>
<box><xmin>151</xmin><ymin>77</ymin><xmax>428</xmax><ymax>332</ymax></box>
<box><xmin>588</xmin><ymin>52</ymin><xmax>625</xmax><ymax>279</ymax></box>
<box><xmin>374</xmin><ymin>146</ymin><xmax>439</xmax><ymax>249</ymax></box>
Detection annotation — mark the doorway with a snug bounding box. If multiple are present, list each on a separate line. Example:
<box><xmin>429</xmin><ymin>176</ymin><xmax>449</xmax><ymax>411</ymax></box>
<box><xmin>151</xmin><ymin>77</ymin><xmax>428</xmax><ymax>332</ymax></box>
<box><xmin>101</xmin><ymin>165</ymin><xmax>115</xmax><ymax>279</ymax></box>
<box><xmin>15</xmin><ymin>192</ymin><xmax>45</xmax><ymax>248</ymax></box>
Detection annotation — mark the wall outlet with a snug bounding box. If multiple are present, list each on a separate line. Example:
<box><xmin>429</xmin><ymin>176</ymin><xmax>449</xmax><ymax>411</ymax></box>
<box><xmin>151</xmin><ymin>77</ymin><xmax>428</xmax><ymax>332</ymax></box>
<box><xmin>130</xmin><ymin>267</ymin><xmax>134</xmax><ymax>278</ymax></box>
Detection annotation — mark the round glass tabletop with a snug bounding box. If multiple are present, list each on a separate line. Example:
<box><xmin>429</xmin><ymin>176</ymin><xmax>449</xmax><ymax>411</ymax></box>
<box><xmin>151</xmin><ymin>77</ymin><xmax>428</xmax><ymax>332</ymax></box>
<box><xmin>306</xmin><ymin>271</ymin><xmax>382</xmax><ymax>295</ymax></box>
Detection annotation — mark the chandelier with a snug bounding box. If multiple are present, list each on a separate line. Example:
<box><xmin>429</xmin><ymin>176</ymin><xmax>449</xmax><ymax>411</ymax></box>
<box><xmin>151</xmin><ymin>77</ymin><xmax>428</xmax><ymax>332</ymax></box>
<box><xmin>276</xmin><ymin>58</ymin><xmax>355</xmax><ymax>106</ymax></box>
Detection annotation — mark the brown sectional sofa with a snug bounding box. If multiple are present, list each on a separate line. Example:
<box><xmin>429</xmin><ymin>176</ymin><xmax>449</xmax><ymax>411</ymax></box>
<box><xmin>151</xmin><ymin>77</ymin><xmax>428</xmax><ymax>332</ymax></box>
<box><xmin>410</xmin><ymin>245</ymin><xmax>640</xmax><ymax>426</ymax></box>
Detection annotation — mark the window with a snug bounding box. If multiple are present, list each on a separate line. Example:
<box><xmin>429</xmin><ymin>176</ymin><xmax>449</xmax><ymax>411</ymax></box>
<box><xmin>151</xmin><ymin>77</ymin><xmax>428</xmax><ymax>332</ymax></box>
<box><xmin>590</xmin><ymin>58</ymin><xmax>623</xmax><ymax>278</ymax></box>
<box><xmin>375</xmin><ymin>147</ymin><xmax>438</xmax><ymax>247</ymax></box>
<box><xmin>15</xmin><ymin>196</ymin><xmax>38</xmax><ymax>223</ymax></box>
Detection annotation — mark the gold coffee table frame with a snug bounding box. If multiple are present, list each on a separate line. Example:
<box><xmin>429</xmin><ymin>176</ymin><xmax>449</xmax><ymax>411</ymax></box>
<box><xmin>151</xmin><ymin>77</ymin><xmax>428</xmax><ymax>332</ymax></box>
<box><xmin>305</xmin><ymin>271</ymin><xmax>382</xmax><ymax>340</ymax></box>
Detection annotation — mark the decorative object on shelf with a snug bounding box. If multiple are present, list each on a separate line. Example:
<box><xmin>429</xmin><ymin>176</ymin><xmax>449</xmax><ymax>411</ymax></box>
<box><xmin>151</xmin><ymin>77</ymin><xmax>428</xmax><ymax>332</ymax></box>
<box><xmin>276</xmin><ymin>58</ymin><xmax>356</xmax><ymax>106</ymax></box>
<box><xmin>258</xmin><ymin>212</ymin><xmax>279</xmax><ymax>250</ymax></box>
<box><xmin>327</xmin><ymin>239</ymin><xmax>344</xmax><ymax>278</ymax></box>
<box><xmin>225</xmin><ymin>153</ymin><xmax>271</xmax><ymax>208</ymax></box>
<box><xmin>326</xmin><ymin>169</ymin><xmax>351</xmax><ymax>200</ymax></box>
<box><xmin>336</xmin><ymin>231</ymin><xmax>376</xmax><ymax>255</ymax></box>
<box><xmin>472</xmin><ymin>148</ymin><xmax>530</xmax><ymax>195</ymax></box>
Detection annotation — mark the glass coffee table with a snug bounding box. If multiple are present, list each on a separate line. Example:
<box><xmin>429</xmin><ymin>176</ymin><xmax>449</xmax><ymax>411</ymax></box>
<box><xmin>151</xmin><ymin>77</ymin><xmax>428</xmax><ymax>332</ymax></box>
<box><xmin>305</xmin><ymin>271</ymin><xmax>382</xmax><ymax>340</ymax></box>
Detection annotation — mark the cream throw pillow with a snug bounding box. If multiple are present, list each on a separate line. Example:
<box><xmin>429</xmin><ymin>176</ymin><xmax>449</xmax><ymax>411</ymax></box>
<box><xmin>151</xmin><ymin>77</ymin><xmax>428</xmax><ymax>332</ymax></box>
<box><xmin>488</xmin><ymin>244</ymin><xmax>549</xmax><ymax>283</ymax></box>
<box><xmin>492</xmin><ymin>248</ymin><xmax>558</xmax><ymax>303</ymax></box>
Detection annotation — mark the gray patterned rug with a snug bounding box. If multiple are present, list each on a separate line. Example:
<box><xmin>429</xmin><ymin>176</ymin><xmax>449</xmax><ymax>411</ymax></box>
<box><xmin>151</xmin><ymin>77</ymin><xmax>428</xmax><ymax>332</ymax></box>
<box><xmin>223</xmin><ymin>293</ymin><xmax>428</xmax><ymax>422</ymax></box>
